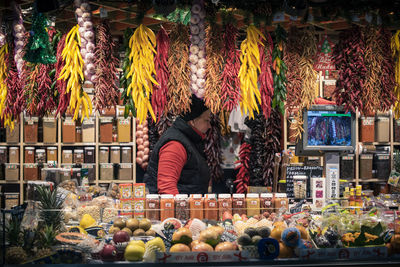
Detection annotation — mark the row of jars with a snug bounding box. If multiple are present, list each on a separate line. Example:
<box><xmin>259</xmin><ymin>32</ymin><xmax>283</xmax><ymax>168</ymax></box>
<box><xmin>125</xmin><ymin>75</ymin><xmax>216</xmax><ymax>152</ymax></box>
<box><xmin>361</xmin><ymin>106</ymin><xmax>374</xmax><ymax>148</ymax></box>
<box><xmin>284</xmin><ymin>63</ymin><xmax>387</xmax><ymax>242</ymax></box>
<box><xmin>145</xmin><ymin>193</ymin><xmax>289</xmax><ymax>222</ymax></box>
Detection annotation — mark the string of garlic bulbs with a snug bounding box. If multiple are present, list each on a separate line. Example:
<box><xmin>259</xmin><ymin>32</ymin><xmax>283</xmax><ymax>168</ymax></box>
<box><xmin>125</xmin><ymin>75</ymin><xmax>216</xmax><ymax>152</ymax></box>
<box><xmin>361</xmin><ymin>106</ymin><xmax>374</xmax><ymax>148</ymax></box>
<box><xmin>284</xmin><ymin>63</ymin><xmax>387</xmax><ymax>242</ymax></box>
<box><xmin>189</xmin><ymin>0</ymin><xmax>206</xmax><ymax>98</ymax></box>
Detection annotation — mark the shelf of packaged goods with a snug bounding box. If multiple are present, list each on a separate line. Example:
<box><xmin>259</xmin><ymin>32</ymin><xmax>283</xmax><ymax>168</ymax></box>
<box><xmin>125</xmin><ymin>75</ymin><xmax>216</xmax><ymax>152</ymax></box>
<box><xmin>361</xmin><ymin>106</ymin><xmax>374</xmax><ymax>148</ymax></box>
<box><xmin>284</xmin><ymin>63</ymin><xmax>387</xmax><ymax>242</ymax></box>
<box><xmin>23</xmin><ymin>143</ymin><xmax>58</xmax><ymax>146</ymax></box>
<box><xmin>61</xmin><ymin>143</ymin><xmax>96</xmax><ymax>146</ymax></box>
<box><xmin>97</xmin><ymin>180</ymin><xmax>135</xmax><ymax>183</ymax></box>
<box><xmin>98</xmin><ymin>142</ymin><xmax>134</xmax><ymax>146</ymax></box>
<box><xmin>0</xmin><ymin>142</ymin><xmax>20</xmax><ymax>146</ymax></box>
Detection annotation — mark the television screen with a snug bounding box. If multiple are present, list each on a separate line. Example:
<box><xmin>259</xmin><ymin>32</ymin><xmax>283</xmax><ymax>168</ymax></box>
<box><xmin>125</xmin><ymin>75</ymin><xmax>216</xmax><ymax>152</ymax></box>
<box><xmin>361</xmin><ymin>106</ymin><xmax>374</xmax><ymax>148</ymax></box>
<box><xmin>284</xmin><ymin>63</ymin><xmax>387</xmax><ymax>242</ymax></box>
<box><xmin>296</xmin><ymin>105</ymin><xmax>356</xmax><ymax>155</ymax></box>
<box><xmin>306</xmin><ymin>110</ymin><xmax>352</xmax><ymax>147</ymax></box>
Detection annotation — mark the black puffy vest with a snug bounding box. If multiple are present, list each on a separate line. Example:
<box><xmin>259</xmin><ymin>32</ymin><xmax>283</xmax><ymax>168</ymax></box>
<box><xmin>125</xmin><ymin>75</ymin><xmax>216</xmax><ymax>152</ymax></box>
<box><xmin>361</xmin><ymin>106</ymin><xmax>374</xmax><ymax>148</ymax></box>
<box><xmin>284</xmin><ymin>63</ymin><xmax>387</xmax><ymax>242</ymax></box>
<box><xmin>143</xmin><ymin>117</ymin><xmax>210</xmax><ymax>194</ymax></box>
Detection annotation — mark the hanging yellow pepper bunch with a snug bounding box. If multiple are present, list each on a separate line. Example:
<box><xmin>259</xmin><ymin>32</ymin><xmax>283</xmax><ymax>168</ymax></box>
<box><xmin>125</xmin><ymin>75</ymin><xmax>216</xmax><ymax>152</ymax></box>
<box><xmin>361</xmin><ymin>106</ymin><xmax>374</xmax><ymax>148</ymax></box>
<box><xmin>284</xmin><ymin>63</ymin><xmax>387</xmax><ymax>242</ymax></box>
<box><xmin>127</xmin><ymin>24</ymin><xmax>158</xmax><ymax>124</ymax></box>
<box><xmin>392</xmin><ymin>30</ymin><xmax>400</xmax><ymax>118</ymax></box>
<box><xmin>58</xmin><ymin>25</ymin><xmax>92</xmax><ymax>122</ymax></box>
<box><xmin>0</xmin><ymin>43</ymin><xmax>12</xmax><ymax>128</ymax></box>
<box><xmin>238</xmin><ymin>25</ymin><xmax>265</xmax><ymax>119</ymax></box>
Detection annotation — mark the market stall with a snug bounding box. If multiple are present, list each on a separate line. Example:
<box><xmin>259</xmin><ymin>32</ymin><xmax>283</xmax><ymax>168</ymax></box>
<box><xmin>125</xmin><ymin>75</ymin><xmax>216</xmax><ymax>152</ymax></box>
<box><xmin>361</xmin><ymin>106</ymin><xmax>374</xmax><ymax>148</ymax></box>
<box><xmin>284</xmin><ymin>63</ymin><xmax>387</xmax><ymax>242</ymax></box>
<box><xmin>1</xmin><ymin>0</ymin><xmax>400</xmax><ymax>265</ymax></box>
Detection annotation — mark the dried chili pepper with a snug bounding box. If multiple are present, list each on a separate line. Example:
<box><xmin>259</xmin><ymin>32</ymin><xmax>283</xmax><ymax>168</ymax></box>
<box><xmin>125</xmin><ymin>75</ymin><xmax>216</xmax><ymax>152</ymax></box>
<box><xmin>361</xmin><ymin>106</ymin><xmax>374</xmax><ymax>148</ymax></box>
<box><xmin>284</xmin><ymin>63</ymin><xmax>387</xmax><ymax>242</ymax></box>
<box><xmin>258</xmin><ymin>31</ymin><xmax>274</xmax><ymax>119</ymax></box>
<box><xmin>272</xmin><ymin>25</ymin><xmax>287</xmax><ymax>115</ymax></box>
<box><xmin>205</xmin><ymin>113</ymin><xmax>223</xmax><ymax>182</ymax></box>
<box><xmin>55</xmin><ymin>34</ymin><xmax>70</xmax><ymax>117</ymax></box>
<box><xmin>234</xmin><ymin>140</ymin><xmax>251</xmax><ymax>193</ymax></box>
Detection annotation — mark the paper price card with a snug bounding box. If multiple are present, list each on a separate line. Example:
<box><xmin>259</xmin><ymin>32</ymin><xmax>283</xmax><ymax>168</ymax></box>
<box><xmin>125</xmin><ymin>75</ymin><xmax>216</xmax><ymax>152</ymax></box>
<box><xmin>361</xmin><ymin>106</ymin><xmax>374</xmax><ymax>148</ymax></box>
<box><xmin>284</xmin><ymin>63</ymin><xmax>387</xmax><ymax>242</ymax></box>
<box><xmin>156</xmin><ymin>251</ymin><xmax>249</xmax><ymax>263</ymax></box>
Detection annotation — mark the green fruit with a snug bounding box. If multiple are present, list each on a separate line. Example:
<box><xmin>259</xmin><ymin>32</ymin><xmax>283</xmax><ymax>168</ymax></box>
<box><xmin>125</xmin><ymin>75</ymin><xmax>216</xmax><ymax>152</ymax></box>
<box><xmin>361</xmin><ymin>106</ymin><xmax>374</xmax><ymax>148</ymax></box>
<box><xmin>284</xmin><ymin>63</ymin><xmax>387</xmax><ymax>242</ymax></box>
<box><xmin>133</xmin><ymin>229</ymin><xmax>146</xmax><ymax>236</ymax></box>
<box><xmin>244</xmin><ymin>227</ymin><xmax>258</xmax><ymax>238</ymax></box>
<box><xmin>145</xmin><ymin>229</ymin><xmax>156</xmax><ymax>236</ymax></box>
<box><xmin>237</xmin><ymin>234</ymin><xmax>252</xmax><ymax>246</ymax></box>
<box><xmin>139</xmin><ymin>218</ymin><xmax>152</xmax><ymax>231</ymax></box>
<box><xmin>124</xmin><ymin>245</ymin><xmax>145</xmax><ymax>261</ymax></box>
<box><xmin>257</xmin><ymin>227</ymin><xmax>271</xmax><ymax>238</ymax></box>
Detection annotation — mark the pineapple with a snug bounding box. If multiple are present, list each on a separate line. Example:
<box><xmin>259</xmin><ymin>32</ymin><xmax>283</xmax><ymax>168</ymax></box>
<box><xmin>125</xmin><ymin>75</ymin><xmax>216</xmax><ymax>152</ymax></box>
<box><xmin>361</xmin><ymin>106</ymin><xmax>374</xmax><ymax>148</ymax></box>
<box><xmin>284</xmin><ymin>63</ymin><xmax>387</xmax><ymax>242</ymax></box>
<box><xmin>35</xmin><ymin>185</ymin><xmax>65</xmax><ymax>231</ymax></box>
<box><xmin>5</xmin><ymin>216</ymin><xmax>27</xmax><ymax>264</ymax></box>
<box><xmin>6</xmin><ymin>247</ymin><xmax>28</xmax><ymax>264</ymax></box>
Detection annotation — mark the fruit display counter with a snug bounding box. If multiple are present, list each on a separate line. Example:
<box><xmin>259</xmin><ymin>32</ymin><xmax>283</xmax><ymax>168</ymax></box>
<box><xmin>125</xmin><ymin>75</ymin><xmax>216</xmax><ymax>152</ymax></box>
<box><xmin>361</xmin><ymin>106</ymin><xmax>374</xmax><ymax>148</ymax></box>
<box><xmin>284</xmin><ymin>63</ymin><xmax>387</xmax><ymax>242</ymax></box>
<box><xmin>3</xmin><ymin>183</ymin><xmax>400</xmax><ymax>265</ymax></box>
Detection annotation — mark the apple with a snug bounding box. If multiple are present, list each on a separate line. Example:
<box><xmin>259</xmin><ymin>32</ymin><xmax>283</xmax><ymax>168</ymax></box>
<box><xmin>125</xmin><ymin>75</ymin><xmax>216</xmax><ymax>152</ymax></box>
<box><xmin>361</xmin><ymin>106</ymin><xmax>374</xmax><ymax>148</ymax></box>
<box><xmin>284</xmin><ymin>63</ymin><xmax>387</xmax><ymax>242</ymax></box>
<box><xmin>100</xmin><ymin>244</ymin><xmax>117</xmax><ymax>261</ymax></box>
<box><xmin>113</xmin><ymin>230</ymin><xmax>130</xmax><ymax>244</ymax></box>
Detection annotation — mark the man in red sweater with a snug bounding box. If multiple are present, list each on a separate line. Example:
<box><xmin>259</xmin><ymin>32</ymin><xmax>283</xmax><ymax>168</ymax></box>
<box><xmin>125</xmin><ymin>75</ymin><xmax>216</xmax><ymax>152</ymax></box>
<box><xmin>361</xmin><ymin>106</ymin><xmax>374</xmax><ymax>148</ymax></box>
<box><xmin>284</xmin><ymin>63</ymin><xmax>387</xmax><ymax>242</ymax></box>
<box><xmin>144</xmin><ymin>95</ymin><xmax>211</xmax><ymax>195</ymax></box>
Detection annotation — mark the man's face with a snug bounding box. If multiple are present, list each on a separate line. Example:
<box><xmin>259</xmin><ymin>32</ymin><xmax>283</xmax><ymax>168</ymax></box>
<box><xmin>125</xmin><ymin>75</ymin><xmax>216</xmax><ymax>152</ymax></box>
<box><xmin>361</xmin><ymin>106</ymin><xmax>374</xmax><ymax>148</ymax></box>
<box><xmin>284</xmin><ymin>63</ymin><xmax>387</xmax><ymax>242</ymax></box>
<box><xmin>191</xmin><ymin>110</ymin><xmax>211</xmax><ymax>134</ymax></box>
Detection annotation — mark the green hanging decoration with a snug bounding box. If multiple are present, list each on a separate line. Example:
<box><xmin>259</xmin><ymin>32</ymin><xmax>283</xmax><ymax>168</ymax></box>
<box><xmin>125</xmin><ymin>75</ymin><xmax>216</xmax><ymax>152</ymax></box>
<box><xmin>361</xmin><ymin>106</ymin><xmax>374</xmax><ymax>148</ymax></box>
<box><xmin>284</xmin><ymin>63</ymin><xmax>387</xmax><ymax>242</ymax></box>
<box><xmin>23</xmin><ymin>12</ymin><xmax>56</xmax><ymax>64</ymax></box>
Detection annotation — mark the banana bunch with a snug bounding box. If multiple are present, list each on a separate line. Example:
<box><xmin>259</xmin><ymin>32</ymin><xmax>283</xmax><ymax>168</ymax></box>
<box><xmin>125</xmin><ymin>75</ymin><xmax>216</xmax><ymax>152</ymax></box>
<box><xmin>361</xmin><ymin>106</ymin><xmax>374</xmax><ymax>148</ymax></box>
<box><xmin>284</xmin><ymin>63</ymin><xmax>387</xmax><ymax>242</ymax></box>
<box><xmin>392</xmin><ymin>30</ymin><xmax>400</xmax><ymax>119</ymax></box>
<box><xmin>127</xmin><ymin>24</ymin><xmax>158</xmax><ymax>124</ymax></box>
<box><xmin>58</xmin><ymin>24</ymin><xmax>92</xmax><ymax>122</ymax></box>
<box><xmin>238</xmin><ymin>25</ymin><xmax>265</xmax><ymax>119</ymax></box>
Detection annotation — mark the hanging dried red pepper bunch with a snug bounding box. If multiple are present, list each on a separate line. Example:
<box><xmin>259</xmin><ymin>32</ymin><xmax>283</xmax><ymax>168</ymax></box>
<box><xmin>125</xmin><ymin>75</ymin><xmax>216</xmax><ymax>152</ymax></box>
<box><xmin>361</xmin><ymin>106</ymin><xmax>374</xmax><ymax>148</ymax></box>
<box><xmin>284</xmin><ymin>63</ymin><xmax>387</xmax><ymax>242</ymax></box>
<box><xmin>4</xmin><ymin>44</ymin><xmax>23</xmax><ymax>122</ymax></box>
<box><xmin>378</xmin><ymin>27</ymin><xmax>396</xmax><ymax>111</ymax></box>
<box><xmin>94</xmin><ymin>20</ymin><xmax>119</xmax><ymax>112</ymax></box>
<box><xmin>258</xmin><ymin>31</ymin><xmax>274</xmax><ymax>119</ymax></box>
<box><xmin>234</xmin><ymin>140</ymin><xmax>251</xmax><ymax>193</ymax></box>
<box><xmin>204</xmin><ymin>23</ymin><xmax>224</xmax><ymax>114</ymax></box>
<box><xmin>220</xmin><ymin>23</ymin><xmax>240</xmax><ymax>112</ymax></box>
<box><xmin>205</xmin><ymin>113</ymin><xmax>223</xmax><ymax>182</ymax></box>
<box><xmin>333</xmin><ymin>26</ymin><xmax>367</xmax><ymax>114</ymax></box>
<box><xmin>156</xmin><ymin>113</ymin><xmax>173</xmax><ymax>137</ymax></box>
<box><xmin>167</xmin><ymin>24</ymin><xmax>191</xmax><ymax>115</ymax></box>
<box><xmin>262</xmin><ymin>107</ymin><xmax>281</xmax><ymax>187</ymax></box>
<box><xmin>152</xmin><ymin>27</ymin><xmax>170</xmax><ymax>120</ymax></box>
<box><xmin>55</xmin><ymin>34</ymin><xmax>70</xmax><ymax>116</ymax></box>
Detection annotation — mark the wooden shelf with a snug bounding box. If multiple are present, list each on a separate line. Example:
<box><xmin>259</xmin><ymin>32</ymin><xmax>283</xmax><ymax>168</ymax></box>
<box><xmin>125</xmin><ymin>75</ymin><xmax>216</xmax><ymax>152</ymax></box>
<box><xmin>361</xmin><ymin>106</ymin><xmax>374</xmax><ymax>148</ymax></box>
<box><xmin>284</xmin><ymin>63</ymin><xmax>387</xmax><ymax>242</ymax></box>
<box><xmin>358</xmin><ymin>179</ymin><xmax>387</xmax><ymax>183</ymax></box>
<box><xmin>23</xmin><ymin>143</ymin><xmax>58</xmax><ymax>146</ymax></box>
<box><xmin>0</xmin><ymin>143</ymin><xmax>19</xmax><ymax>146</ymax></box>
<box><xmin>287</xmin><ymin>142</ymin><xmax>296</xmax><ymax>146</ymax></box>
<box><xmin>359</xmin><ymin>142</ymin><xmax>391</xmax><ymax>145</ymax></box>
<box><xmin>393</xmin><ymin>142</ymin><xmax>400</xmax><ymax>146</ymax></box>
<box><xmin>61</xmin><ymin>143</ymin><xmax>96</xmax><ymax>146</ymax></box>
<box><xmin>98</xmin><ymin>142</ymin><xmax>134</xmax><ymax>146</ymax></box>
<box><xmin>0</xmin><ymin>180</ymin><xmax>20</xmax><ymax>184</ymax></box>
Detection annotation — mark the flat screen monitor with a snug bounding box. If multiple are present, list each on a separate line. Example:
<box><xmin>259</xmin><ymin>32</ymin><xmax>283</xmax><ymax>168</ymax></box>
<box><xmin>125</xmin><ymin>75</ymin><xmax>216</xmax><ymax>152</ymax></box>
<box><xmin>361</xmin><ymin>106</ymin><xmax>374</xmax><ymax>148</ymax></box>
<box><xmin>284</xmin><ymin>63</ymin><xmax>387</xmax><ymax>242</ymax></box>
<box><xmin>296</xmin><ymin>105</ymin><xmax>355</xmax><ymax>155</ymax></box>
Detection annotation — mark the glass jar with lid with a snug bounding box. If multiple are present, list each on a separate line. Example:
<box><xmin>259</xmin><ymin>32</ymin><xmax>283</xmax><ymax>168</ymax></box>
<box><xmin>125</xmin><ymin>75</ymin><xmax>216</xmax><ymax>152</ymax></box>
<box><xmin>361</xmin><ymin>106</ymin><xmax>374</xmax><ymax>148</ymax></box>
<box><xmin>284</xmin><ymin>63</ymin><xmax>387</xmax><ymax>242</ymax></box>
<box><xmin>218</xmin><ymin>194</ymin><xmax>232</xmax><ymax>220</ymax></box>
<box><xmin>146</xmin><ymin>194</ymin><xmax>160</xmax><ymax>221</ymax></box>
<box><xmin>260</xmin><ymin>193</ymin><xmax>274</xmax><ymax>214</ymax></box>
<box><xmin>204</xmin><ymin>194</ymin><xmax>218</xmax><ymax>220</ymax></box>
<box><xmin>175</xmin><ymin>194</ymin><xmax>189</xmax><ymax>221</ymax></box>
<box><xmin>190</xmin><ymin>194</ymin><xmax>204</xmax><ymax>220</ymax></box>
<box><xmin>274</xmin><ymin>193</ymin><xmax>288</xmax><ymax>212</ymax></box>
<box><xmin>160</xmin><ymin>194</ymin><xmax>174</xmax><ymax>222</ymax></box>
<box><xmin>246</xmin><ymin>193</ymin><xmax>260</xmax><ymax>217</ymax></box>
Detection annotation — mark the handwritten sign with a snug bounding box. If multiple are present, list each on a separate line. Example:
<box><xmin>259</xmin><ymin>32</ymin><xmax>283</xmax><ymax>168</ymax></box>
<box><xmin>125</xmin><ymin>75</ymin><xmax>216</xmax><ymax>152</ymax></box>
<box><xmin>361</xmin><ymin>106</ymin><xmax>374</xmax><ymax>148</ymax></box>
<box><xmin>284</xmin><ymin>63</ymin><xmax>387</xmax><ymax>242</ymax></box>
<box><xmin>313</xmin><ymin>35</ymin><xmax>335</xmax><ymax>71</ymax></box>
<box><xmin>286</xmin><ymin>166</ymin><xmax>323</xmax><ymax>198</ymax></box>
<box><xmin>156</xmin><ymin>251</ymin><xmax>249</xmax><ymax>263</ymax></box>
<box><xmin>298</xmin><ymin>246</ymin><xmax>387</xmax><ymax>261</ymax></box>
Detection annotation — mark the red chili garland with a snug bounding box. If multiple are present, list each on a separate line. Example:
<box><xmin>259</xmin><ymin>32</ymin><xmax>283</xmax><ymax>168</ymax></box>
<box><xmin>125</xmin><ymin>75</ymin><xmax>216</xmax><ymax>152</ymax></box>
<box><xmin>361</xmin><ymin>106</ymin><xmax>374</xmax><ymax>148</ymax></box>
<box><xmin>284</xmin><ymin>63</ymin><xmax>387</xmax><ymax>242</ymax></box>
<box><xmin>234</xmin><ymin>141</ymin><xmax>251</xmax><ymax>193</ymax></box>
<box><xmin>258</xmin><ymin>32</ymin><xmax>274</xmax><ymax>119</ymax></box>
<box><xmin>4</xmin><ymin>45</ymin><xmax>22</xmax><ymax>122</ymax></box>
<box><xmin>220</xmin><ymin>23</ymin><xmax>240</xmax><ymax>112</ymax></box>
<box><xmin>152</xmin><ymin>27</ymin><xmax>170</xmax><ymax>120</ymax></box>
<box><xmin>94</xmin><ymin>20</ymin><xmax>119</xmax><ymax>112</ymax></box>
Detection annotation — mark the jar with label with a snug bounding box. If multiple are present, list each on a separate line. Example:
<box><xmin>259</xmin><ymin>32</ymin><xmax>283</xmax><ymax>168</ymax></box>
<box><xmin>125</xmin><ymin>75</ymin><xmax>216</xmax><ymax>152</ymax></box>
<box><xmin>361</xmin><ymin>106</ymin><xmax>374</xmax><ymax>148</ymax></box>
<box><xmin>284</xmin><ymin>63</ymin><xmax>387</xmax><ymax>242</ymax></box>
<box><xmin>260</xmin><ymin>193</ymin><xmax>274</xmax><ymax>213</ymax></box>
<box><xmin>24</xmin><ymin>163</ymin><xmax>38</xmax><ymax>180</ymax></box>
<box><xmin>190</xmin><ymin>194</ymin><xmax>204</xmax><ymax>220</ymax></box>
<box><xmin>101</xmin><ymin>107</ymin><xmax>116</xmax><ymax>117</ymax></box>
<box><xmin>146</xmin><ymin>194</ymin><xmax>160</xmax><ymax>221</ymax></box>
<box><xmin>35</xmin><ymin>149</ymin><xmax>46</xmax><ymax>164</ymax></box>
<box><xmin>246</xmin><ymin>193</ymin><xmax>260</xmax><ymax>217</ymax></box>
<box><xmin>5</xmin><ymin>193</ymin><xmax>19</xmax><ymax>209</ymax></box>
<box><xmin>274</xmin><ymin>193</ymin><xmax>288</xmax><ymax>212</ymax></box>
<box><xmin>100</xmin><ymin>163</ymin><xmax>114</xmax><ymax>180</ymax></box>
<box><xmin>82</xmin><ymin>163</ymin><xmax>95</xmax><ymax>182</ymax></box>
<box><xmin>0</xmin><ymin>147</ymin><xmax>7</xmax><ymax>163</ymax></box>
<box><xmin>84</xmin><ymin>147</ymin><xmax>95</xmax><ymax>163</ymax></box>
<box><xmin>119</xmin><ymin>163</ymin><xmax>132</xmax><ymax>180</ymax></box>
<box><xmin>204</xmin><ymin>194</ymin><xmax>218</xmax><ymax>220</ymax></box>
<box><xmin>5</xmin><ymin>163</ymin><xmax>19</xmax><ymax>181</ymax></box>
<box><xmin>100</xmin><ymin>118</ymin><xmax>113</xmax><ymax>143</ymax></box>
<box><xmin>9</xmin><ymin>147</ymin><xmax>19</xmax><ymax>163</ymax></box>
<box><xmin>75</xmin><ymin>126</ymin><xmax>82</xmax><ymax>143</ymax></box>
<box><xmin>218</xmin><ymin>194</ymin><xmax>232</xmax><ymax>220</ymax></box>
<box><xmin>62</xmin><ymin>119</ymin><xmax>76</xmax><ymax>143</ymax></box>
<box><xmin>375</xmin><ymin>113</ymin><xmax>390</xmax><ymax>142</ymax></box>
<box><xmin>43</xmin><ymin>117</ymin><xmax>57</xmax><ymax>143</ymax></box>
<box><xmin>24</xmin><ymin>117</ymin><xmax>38</xmax><ymax>143</ymax></box>
<box><xmin>99</xmin><ymin>147</ymin><xmax>109</xmax><ymax>163</ymax></box>
<box><xmin>360</xmin><ymin>116</ymin><xmax>375</xmax><ymax>143</ymax></box>
<box><xmin>71</xmin><ymin>168</ymin><xmax>82</xmax><ymax>184</ymax></box>
<box><xmin>112</xmin><ymin>125</ymin><xmax>118</xmax><ymax>142</ymax></box>
<box><xmin>46</xmin><ymin>147</ymin><xmax>57</xmax><ymax>164</ymax></box>
<box><xmin>232</xmin><ymin>194</ymin><xmax>246</xmax><ymax>216</ymax></box>
<box><xmin>110</xmin><ymin>146</ymin><xmax>121</xmax><ymax>163</ymax></box>
<box><xmin>121</xmin><ymin>147</ymin><xmax>132</xmax><ymax>163</ymax></box>
<box><xmin>118</xmin><ymin>117</ymin><xmax>131</xmax><ymax>142</ymax></box>
<box><xmin>160</xmin><ymin>194</ymin><xmax>175</xmax><ymax>221</ymax></box>
<box><xmin>60</xmin><ymin>168</ymin><xmax>71</xmax><ymax>182</ymax></box>
<box><xmin>73</xmin><ymin>149</ymin><xmax>83</xmax><ymax>164</ymax></box>
<box><xmin>25</xmin><ymin>147</ymin><xmax>35</xmax><ymax>163</ymax></box>
<box><xmin>175</xmin><ymin>194</ymin><xmax>189</xmax><ymax>221</ymax></box>
<box><xmin>6</xmin><ymin>123</ymin><xmax>19</xmax><ymax>143</ymax></box>
<box><xmin>82</xmin><ymin>118</ymin><xmax>95</xmax><ymax>143</ymax></box>
<box><xmin>62</xmin><ymin>150</ymin><xmax>73</xmax><ymax>164</ymax></box>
